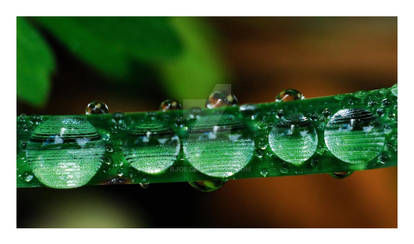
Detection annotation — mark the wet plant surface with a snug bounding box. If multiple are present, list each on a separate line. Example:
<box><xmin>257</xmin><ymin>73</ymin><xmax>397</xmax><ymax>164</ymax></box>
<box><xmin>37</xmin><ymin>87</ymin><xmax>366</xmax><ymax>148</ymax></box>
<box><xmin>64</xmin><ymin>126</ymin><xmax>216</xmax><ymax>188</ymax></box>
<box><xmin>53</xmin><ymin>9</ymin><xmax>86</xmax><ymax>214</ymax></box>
<box><xmin>17</xmin><ymin>84</ymin><xmax>397</xmax><ymax>191</ymax></box>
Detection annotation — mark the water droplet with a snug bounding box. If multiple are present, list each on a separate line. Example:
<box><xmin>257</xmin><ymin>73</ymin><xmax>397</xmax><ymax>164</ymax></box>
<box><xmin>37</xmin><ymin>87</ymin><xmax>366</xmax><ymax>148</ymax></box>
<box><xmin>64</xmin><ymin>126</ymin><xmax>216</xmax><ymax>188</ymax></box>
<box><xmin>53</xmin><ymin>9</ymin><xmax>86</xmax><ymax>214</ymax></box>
<box><xmin>21</xmin><ymin>142</ymin><xmax>27</xmax><ymax>149</ymax></box>
<box><xmin>382</xmin><ymin>98</ymin><xmax>390</xmax><ymax>106</ymax></box>
<box><xmin>183</xmin><ymin>114</ymin><xmax>254</xmax><ymax>178</ymax></box>
<box><xmin>85</xmin><ymin>101</ymin><xmax>109</xmax><ymax>114</ymax></box>
<box><xmin>26</xmin><ymin>117</ymin><xmax>105</xmax><ymax>189</ymax></box>
<box><xmin>324</xmin><ymin>109</ymin><xmax>385</xmax><ymax>164</ymax></box>
<box><xmin>139</xmin><ymin>183</ymin><xmax>149</xmax><ymax>189</ymax></box>
<box><xmin>189</xmin><ymin>180</ymin><xmax>226</xmax><ymax>192</ymax></box>
<box><xmin>376</xmin><ymin>108</ymin><xmax>384</xmax><ymax>116</ymax></box>
<box><xmin>322</xmin><ymin>108</ymin><xmax>331</xmax><ymax>117</ymax></box>
<box><xmin>206</xmin><ymin>90</ymin><xmax>238</xmax><ymax>109</ymax></box>
<box><xmin>103</xmin><ymin>177</ymin><xmax>127</xmax><ymax>185</ymax></box>
<box><xmin>275</xmin><ymin>89</ymin><xmax>304</xmax><ymax>103</ymax></box>
<box><xmin>260</xmin><ymin>169</ymin><xmax>269</xmax><ymax>177</ymax></box>
<box><xmin>239</xmin><ymin>104</ymin><xmax>257</xmax><ymax>113</ymax></box>
<box><xmin>277</xmin><ymin>109</ymin><xmax>285</xmax><ymax>118</ymax></box>
<box><xmin>105</xmin><ymin>144</ymin><xmax>114</xmax><ymax>153</ymax></box>
<box><xmin>160</xmin><ymin>99</ymin><xmax>182</xmax><ymax>111</ymax></box>
<box><xmin>331</xmin><ymin>171</ymin><xmax>353</xmax><ymax>179</ymax></box>
<box><xmin>24</xmin><ymin>174</ymin><xmax>33</xmax><ymax>182</ymax></box>
<box><xmin>377</xmin><ymin>153</ymin><xmax>389</xmax><ymax>165</ymax></box>
<box><xmin>384</xmin><ymin>125</ymin><xmax>393</xmax><ymax>135</ymax></box>
<box><xmin>268</xmin><ymin>114</ymin><xmax>318</xmax><ymax>165</ymax></box>
<box><xmin>123</xmin><ymin>121</ymin><xmax>180</xmax><ymax>175</ymax></box>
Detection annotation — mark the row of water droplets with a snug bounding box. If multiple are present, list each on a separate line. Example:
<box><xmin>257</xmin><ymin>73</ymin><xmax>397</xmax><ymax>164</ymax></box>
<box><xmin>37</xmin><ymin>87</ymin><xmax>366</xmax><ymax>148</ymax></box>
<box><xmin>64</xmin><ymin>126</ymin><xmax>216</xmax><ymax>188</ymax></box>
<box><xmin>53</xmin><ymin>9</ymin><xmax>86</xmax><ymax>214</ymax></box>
<box><xmin>18</xmin><ymin>84</ymin><xmax>396</xmax><ymax>191</ymax></box>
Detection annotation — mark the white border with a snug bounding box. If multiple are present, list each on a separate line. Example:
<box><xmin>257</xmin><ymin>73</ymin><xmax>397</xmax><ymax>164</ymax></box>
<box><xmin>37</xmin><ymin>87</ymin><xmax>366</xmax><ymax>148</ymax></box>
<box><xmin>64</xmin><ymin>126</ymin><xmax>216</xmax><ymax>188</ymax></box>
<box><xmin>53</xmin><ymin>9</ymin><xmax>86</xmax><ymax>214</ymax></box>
<box><xmin>2</xmin><ymin>0</ymin><xmax>413</xmax><ymax>243</ymax></box>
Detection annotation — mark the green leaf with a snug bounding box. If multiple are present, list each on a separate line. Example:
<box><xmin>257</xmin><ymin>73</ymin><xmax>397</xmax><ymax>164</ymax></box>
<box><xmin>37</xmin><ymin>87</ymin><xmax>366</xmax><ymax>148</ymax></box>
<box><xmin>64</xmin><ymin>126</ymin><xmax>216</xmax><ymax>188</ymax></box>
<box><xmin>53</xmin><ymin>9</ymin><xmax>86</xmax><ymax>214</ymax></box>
<box><xmin>17</xmin><ymin>85</ymin><xmax>397</xmax><ymax>188</ymax></box>
<box><xmin>159</xmin><ymin>17</ymin><xmax>229</xmax><ymax>100</ymax></box>
<box><xmin>17</xmin><ymin>17</ymin><xmax>55</xmax><ymax>107</ymax></box>
<box><xmin>34</xmin><ymin>17</ymin><xmax>182</xmax><ymax>78</ymax></box>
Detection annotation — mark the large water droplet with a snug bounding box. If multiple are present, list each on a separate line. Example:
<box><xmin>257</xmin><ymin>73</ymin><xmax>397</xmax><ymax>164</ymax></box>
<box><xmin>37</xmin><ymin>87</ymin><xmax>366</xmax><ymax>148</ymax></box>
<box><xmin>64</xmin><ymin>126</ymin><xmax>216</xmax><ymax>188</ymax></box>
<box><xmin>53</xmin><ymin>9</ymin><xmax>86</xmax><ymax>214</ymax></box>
<box><xmin>160</xmin><ymin>99</ymin><xmax>182</xmax><ymax>111</ymax></box>
<box><xmin>268</xmin><ymin>114</ymin><xmax>318</xmax><ymax>165</ymax></box>
<box><xmin>85</xmin><ymin>101</ymin><xmax>109</xmax><ymax>114</ymax></box>
<box><xmin>26</xmin><ymin>117</ymin><xmax>105</xmax><ymax>189</ymax></box>
<box><xmin>206</xmin><ymin>90</ymin><xmax>238</xmax><ymax>109</ymax></box>
<box><xmin>188</xmin><ymin>180</ymin><xmax>226</xmax><ymax>192</ymax></box>
<box><xmin>123</xmin><ymin>120</ymin><xmax>180</xmax><ymax>175</ymax></box>
<box><xmin>183</xmin><ymin>113</ymin><xmax>254</xmax><ymax>178</ymax></box>
<box><xmin>275</xmin><ymin>89</ymin><xmax>304</xmax><ymax>103</ymax></box>
<box><xmin>324</xmin><ymin>109</ymin><xmax>385</xmax><ymax>164</ymax></box>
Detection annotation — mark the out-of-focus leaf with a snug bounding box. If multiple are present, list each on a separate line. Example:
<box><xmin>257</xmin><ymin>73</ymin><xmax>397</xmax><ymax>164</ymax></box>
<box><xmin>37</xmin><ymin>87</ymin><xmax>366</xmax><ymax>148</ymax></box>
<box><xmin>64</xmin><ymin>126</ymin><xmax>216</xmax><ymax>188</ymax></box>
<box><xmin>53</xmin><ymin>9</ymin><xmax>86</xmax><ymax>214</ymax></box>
<box><xmin>159</xmin><ymin>18</ymin><xmax>229</xmax><ymax>101</ymax></box>
<box><xmin>17</xmin><ymin>17</ymin><xmax>55</xmax><ymax>107</ymax></box>
<box><xmin>34</xmin><ymin>17</ymin><xmax>182</xmax><ymax>78</ymax></box>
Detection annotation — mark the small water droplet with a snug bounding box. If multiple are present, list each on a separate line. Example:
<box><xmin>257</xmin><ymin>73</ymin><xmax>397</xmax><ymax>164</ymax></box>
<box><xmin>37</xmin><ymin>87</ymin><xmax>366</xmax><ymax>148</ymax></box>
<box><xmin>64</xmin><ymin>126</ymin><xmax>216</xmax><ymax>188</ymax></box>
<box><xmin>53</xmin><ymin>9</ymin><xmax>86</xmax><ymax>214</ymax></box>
<box><xmin>206</xmin><ymin>90</ymin><xmax>238</xmax><ymax>109</ymax></box>
<box><xmin>189</xmin><ymin>180</ymin><xmax>226</xmax><ymax>192</ymax></box>
<box><xmin>105</xmin><ymin>144</ymin><xmax>114</xmax><ymax>152</ymax></box>
<box><xmin>21</xmin><ymin>142</ymin><xmax>27</xmax><ymax>149</ymax></box>
<box><xmin>275</xmin><ymin>89</ymin><xmax>304</xmax><ymax>103</ymax></box>
<box><xmin>322</xmin><ymin>108</ymin><xmax>331</xmax><ymax>117</ymax></box>
<box><xmin>382</xmin><ymin>98</ymin><xmax>390</xmax><ymax>106</ymax></box>
<box><xmin>331</xmin><ymin>171</ymin><xmax>353</xmax><ymax>179</ymax></box>
<box><xmin>239</xmin><ymin>104</ymin><xmax>257</xmax><ymax>113</ymax></box>
<box><xmin>139</xmin><ymin>178</ymin><xmax>150</xmax><ymax>189</ymax></box>
<box><xmin>160</xmin><ymin>99</ymin><xmax>182</xmax><ymax>111</ymax></box>
<box><xmin>377</xmin><ymin>153</ymin><xmax>389</xmax><ymax>165</ymax></box>
<box><xmin>376</xmin><ymin>108</ymin><xmax>384</xmax><ymax>116</ymax></box>
<box><xmin>24</xmin><ymin>174</ymin><xmax>34</xmax><ymax>182</ymax></box>
<box><xmin>384</xmin><ymin>125</ymin><xmax>392</xmax><ymax>135</ymax></box>
<box><xmin>277</xmin><ymin>109</ymin><xmax>285</xmax><ymax>118</ymax></box>
<box><xmin>85</xmin><ymin>101</ymin><xmax>109</xmax><ymax>114</ymax></box>
<box><xmin>139</xmin><ymin>183</ymin><xmax>149</xmax><ymax>189</ymax></box>
<box><xmin>103</xmin><ymin>177</ymin><xmax>127</xmax><ymax>185</ymax></box>
<box><xmin>260</xmin><ymin>169</ymin><xmax>269</xmax><ymax>177</ymax></box>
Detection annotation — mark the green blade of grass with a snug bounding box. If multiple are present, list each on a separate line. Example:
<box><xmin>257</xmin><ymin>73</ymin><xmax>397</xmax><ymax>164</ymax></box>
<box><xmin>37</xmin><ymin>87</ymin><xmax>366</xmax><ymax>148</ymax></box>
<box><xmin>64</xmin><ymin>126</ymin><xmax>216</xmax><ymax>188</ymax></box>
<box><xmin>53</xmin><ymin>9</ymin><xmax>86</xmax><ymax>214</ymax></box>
<box><xmin>17</xmin><ymin>84</ymin><xmax>397</xmax><ymax>189</ymax></box>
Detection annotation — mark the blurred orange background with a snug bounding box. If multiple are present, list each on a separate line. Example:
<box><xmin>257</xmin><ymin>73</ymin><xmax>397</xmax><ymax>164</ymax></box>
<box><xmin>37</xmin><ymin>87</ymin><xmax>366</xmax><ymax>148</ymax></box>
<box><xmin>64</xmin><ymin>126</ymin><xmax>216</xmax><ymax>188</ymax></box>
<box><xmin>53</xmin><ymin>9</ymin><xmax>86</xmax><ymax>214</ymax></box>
<box><xmin>17</xmin><ymin>17</ymin><xmax>397</xmax><ymax>227</ymax></box>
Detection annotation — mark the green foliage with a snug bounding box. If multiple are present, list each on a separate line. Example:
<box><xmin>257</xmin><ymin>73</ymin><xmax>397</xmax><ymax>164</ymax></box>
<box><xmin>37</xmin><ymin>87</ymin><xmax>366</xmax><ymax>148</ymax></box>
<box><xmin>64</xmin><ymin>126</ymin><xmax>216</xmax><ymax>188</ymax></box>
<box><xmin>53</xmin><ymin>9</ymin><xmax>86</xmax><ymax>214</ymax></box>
<box><xmin>34</xmin><ymin>17</ymin><xmax>183</xmax><ymax>78</ymax></box>
<box><xmin>160</xmin><ymin>17</ymin><xmax>229</xmax><ymax>100</ymax></box>
<box><xmin>17</xmin><ymin>17</ymin><xmax>55</xmax><ymax>107</ymax></box>
<box><xmin>17</xmin><ymin>17</ymin><xmax>226</xmax><ymax>108</ymax></box>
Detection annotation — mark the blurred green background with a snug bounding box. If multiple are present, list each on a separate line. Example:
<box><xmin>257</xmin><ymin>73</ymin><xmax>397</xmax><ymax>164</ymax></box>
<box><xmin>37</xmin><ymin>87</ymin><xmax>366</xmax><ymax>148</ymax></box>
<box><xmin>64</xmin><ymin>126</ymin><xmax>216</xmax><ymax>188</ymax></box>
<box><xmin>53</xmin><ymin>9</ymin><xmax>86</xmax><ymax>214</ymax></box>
<box><xmin>17</xmin><ymin>17</ymin><xmax>397</xmax><ymax>227</ymax></box>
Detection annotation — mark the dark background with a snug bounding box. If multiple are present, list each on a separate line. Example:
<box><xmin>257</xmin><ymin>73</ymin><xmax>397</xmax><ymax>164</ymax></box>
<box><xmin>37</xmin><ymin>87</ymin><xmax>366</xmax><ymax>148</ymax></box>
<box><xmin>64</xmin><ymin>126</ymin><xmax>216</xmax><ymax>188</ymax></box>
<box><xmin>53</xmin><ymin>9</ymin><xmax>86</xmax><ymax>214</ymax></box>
<box><xmin>17</xmin><ymin>17</ymin><xmax>397</xmax><ymax>227</ymax></box>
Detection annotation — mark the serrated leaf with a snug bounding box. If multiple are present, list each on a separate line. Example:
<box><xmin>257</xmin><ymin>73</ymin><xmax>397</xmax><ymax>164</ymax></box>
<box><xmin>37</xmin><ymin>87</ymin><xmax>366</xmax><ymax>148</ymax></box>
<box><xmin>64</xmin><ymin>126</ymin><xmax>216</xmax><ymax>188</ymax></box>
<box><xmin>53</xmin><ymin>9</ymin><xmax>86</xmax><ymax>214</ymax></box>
<box><xmin>17</xmin><ymin>17</ymin><xmax>55</xmax><ymax>107</ymax></box>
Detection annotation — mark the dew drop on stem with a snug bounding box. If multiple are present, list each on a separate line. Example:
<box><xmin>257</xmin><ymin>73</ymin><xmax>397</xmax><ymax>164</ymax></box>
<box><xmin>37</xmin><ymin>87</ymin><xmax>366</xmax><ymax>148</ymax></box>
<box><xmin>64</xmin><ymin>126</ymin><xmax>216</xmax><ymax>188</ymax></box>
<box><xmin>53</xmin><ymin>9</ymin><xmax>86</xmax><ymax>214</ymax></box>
<box><xmin>275</xmin><ymin>89</ymin><xmax>304</xmax><ymax>103</ymax></box>
<box><xmin>85</xmin><ymin>101</ymin><xmax>109</xmax><ymax>115</ymax></box>
<box><xmin>160</xmin><ymin>99</ymin><xmax>182</xmax><ymax>111</ymax></box>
